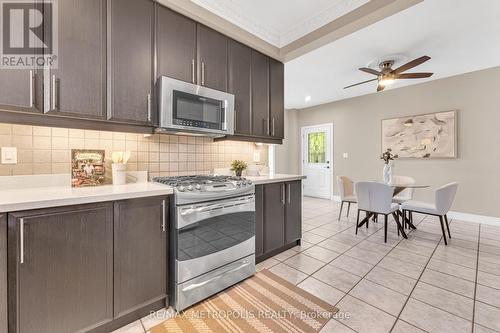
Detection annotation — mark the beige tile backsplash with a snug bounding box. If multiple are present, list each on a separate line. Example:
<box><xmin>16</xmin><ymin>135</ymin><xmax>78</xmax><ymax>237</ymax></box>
<box><xmin>0</xmin><ymin>123</ymin><xmax>268</xmax><ymax>178</ymax></box>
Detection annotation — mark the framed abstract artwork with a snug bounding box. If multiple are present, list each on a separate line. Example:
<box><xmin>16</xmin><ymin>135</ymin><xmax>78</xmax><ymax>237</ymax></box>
<box><xmin>381</xmin><ymin>110</ymin><xmax>457</xmax><ymax>158</ymax></box>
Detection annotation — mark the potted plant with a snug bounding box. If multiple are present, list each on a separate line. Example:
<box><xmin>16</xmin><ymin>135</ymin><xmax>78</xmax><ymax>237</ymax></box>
<box><xmin>231</xmin><ymin>160</ymin><xmax>248</xmax><ymax>177</ymax></box>
<box><xmin>380</xmin><ymin>148</ymin><xmax>398</xmax><ymax>184</ymax></box>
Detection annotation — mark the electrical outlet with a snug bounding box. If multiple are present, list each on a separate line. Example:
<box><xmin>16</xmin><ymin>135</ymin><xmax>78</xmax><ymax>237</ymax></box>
<box><xmin>1</xmin><ymin>147</ymin><xmax>17</xmax><ymax>164</ymax></box>
<box><xmin>253</xmin><ymin>152</ymin><xmax>261</xmax><ymax>162</ymax></box>
<box><xmin>343</xmin><ymin>152</ymin><xmax>349</xmax><ymax>159</ymax></box>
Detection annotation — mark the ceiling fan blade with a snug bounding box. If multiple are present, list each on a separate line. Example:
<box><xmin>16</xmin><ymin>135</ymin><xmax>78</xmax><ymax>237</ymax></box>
<box><xmin>396</xmin><ymin>72</ymin><xmax>433</xmax><ymax>79</ymax></box>
<box><xmin>392</xmin><ymin>56</ymin><xmax>431</xmax><ymax>74</ymax></box>
<box><xmin>377</xmin><ymin>84</ymin><xmax>385</xmax><ymax>92</ymax></box>
<box><xmin>359</xmin><ymin>67</ymin><xmax>382</xmax><ymax>76</ymax></box>
<box><xmin>343</xmin><ymin>78</ymin><xmax>378</xmax><ymax>89</ymax></box>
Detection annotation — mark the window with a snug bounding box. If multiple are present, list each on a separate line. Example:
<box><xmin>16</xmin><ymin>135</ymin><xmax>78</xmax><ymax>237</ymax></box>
<box><xmin>308</xmin><ymin>132</ymin><xmax>326</xmax><ymax>163</ymax></box>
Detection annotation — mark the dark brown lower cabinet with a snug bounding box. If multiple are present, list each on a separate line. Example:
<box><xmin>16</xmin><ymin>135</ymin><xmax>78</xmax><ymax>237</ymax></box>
<box><xmin>8</xmin><ymin>203</ymin><xmax>114</xmax><ymax>333</ymax></box>
<box><xmin>1</xmin><ymin>214</ymin><xmax>6</xmax><ymax>333</ymax></box>
<box><xmin>256</xmin><ymin>181</ymin><xmax>302</xmax><ymax>262</ymax></box>
<box><xmin>114</xmin><ymin>197</ymin><xmax>168</xmax><ymax>318</ymax></box>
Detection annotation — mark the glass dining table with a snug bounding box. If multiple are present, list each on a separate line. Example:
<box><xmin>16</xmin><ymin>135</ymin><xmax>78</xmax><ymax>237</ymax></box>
<box><xmin>356</xmin><ymin>182</ymin><xmax>430</xmax><ymax>239</ymax></box>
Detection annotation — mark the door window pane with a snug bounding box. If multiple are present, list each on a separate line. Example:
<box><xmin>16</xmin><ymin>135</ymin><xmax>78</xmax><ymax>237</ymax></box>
<box><xmin>308</xmin><ymin>132</ymin><xmax>326</xmax><ymax>163</ymax></box>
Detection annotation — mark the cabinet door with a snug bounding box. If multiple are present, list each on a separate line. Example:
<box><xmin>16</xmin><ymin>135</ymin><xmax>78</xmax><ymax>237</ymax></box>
<box><xmin>228</xmin><ymin>40</ymin><xmax>251</xmax><ymax>135</ymax></box>
<box><xmin>197</xmin><ymin>24</ymin><xmax>227</xmax><ymax>91</ymax></box>
<box><xmin>114</xmin><ymin>196</ymin><xmax>168</xmax><ymax>317</ymax></box>
<box><xmin>46</xmin><ymin>0</ymin><xmax>106</xmax><ymax>118</ymax></box>
<box><xmin>251</xmin><ymin>50</ymin><xmax>270</xmax><ymax>137</ymax></box>
<box><xmin>255</xmin><ymin>185</ymin><xmax>264</xmax><ymax>257</ymax></box>
<box><xmin>109</xmin><ymin>0</ymin><xmax>154</xmax><ymax>124</ymax></box>
<box><xmin>263</xmin><ymin>182</ymin><xmax>285</xmax><ymax>252</ymax></box>
<box><xmin>285</xmin><ymin>181</ymin><xmax>302</xmax><ymax>243</ymax></box>
<box><xmin>0</xmin><ymin>69</ymin><xmax>42</xmax><ymax>113</ymax></box>
<box><xmin>157</xmin><ymin>5</ymin><xmax>197</xmax><ymax>84</ymax></box>
<box><xmin>8</xmin><ymin>203</ymin><xmax>113</xmax><ymax>333</ymax></box>
<box><xmin>269</xmin><ymin>58</ymin><xmax>284</xmax><ymax>139</ymax></box>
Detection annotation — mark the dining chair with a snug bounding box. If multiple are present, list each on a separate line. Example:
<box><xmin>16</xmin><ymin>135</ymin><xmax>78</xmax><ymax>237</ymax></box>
<box><xmin>401</xmin><ymin>182</ymin><xmax>459</xmax><ymax>245</ymax></box>
<box><xmin>392</xmin><ymin>175</ymin><xmax>416</xmax><ymax>228</ymax></box>
<box><xmin>355</xmin><ymin>181</ymin><xmax>403</xmax><ymax>243</ymax></box>
<box><xmin>337</xmin><ymin>176</ymin><xmax>357</xmax><ymax>221</ymax></box>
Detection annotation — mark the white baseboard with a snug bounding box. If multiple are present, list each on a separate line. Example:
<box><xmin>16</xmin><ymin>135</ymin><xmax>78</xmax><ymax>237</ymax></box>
<box><xmin>331</xmin><ymin>195</ymin><xmax>500</xmax><ymax>226</ymax></box>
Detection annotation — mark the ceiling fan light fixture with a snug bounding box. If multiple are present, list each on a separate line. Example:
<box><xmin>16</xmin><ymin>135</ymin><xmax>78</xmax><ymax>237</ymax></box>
<box><xmin>379</xmin><ymin>76</ymin><xmax>395</xmax><ymax>86</ymax></box>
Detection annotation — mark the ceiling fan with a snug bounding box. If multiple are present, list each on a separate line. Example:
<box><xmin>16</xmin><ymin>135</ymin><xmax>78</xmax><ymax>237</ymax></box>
<box><xmin>344</xmin><ymin>55</ymin><xmax>433</xmax><ymax>92</ymax></box>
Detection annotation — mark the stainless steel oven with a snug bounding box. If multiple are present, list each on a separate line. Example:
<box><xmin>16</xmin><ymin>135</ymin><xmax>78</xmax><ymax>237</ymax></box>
<box><xmin>172</xmin><ymin>192</ymin><xmax>255</xmax><ymax>310</ymax></box>
<box><xmin>158</xmin><ymin>76</ymin><xmax>234</xmax><ymax>137</ymax></box>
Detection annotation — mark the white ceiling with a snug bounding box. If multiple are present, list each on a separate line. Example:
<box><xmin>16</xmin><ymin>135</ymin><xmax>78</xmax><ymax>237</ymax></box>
<box><xmin>285</xmin><ymin>0</ymin><xmax>500</xmax><ymax>109</ymax></box>
<box><xmin>191</xmin><ymin>0</ymin><xmax>369</xmax><ymax>47</ymax></box>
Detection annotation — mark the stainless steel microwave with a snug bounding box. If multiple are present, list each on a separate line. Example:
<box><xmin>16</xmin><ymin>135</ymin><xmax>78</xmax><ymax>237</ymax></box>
<box><xmin>158</xmin><ymin>76</ymin><xmax>234</xmax><ymax>137</ymax></box>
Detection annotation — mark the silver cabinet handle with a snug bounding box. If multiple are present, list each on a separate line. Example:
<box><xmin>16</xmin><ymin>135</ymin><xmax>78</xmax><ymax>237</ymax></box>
<box><xmin>272</xmin><ymin>117</ymin><xmax>275</xmax><ymax>136</ymax></box>
<box><xmin>29</xmin><ymin>70</ymin><xmax>34</xmax><ymax>107</ymax></box>
<box><xmin>191</xmin><ymin>59</ymin><xmax>195</xmax><ymax>83</ymax></box>
<box><xmin>234</xmin><ymin>109</ymin><xmax>237</xmax><ymax>131</ymax></box>
<box><xmin>20</xmin><ymin>218</ymin><xmax>24</xmax><ymax>264</ymax></box>
<box><xmin>201</xmin><ymin>62</ymin><xmax>205</xmax><ymax>86</ymax></box>
<box><xmin>161</xmin><ymin>199</ymin><xmax>166</xmax><ymax>232</ymax></box>
<box><xmin>51</xmin><ymin>74</ymin><xmax>56</xmax><ymax>110</ymax></box>
<box><xmin>281</xmin><ymin>184</ymin><xmax>285</xmax><ymax>205</ymax></box>
<box><xmin>287</xmin><ymin>184</ymin><xmax>291</xmax><ymax>204</ymax></box>
<box><xmin>147</xmin><ymin>94</ymin><xmax>151</xmax><ymax>122</ymax></box>
<box><xmin>266</xmin><ymin>118</ymin><xmax>270</xmax><ymax>136</ymax></box>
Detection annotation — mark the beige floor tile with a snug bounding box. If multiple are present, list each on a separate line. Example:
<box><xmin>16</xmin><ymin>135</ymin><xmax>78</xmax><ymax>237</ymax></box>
<box><xmin>474</xmin><ymin>324</ymin><xmax>498</xmax><ymax>333</ymax></box>
<box><xmin>478</xmin><ymin>259</ymin><xmax>500</xmax><ymax>276</ymax></box>
<box><xmin>269</xmin><ymin>263</ymin><xmax>308</xmax><ymax>285</ymax></box>
<box><xmin>317</xmin><ymin>238</ymin><xmax>353</xmax><ymax>253</ymax></box>
<box><xmin>479</xmin><ymin>251</ymin><xmax>500</xmax><ymax>265</ymax></box>
<box><xmin>290</xmin><ymin>240</ymin><xmax>314</xmax><ymax>252</ymax></box>
<box><xmin>312</xmin><ymin>265</ymin><xmax>361</xmax><ymax>293</ymax></box>
<box><xmin>478</xmin><ymin>271</ymin><xmax>500</xmax><ymax>289</ymax></box>
<box><xmin>344</xmin><ymin>246</ymin><xmax>385</xmax><ymax>265</ymax></box>
<box><xmin>411</xmin><ymin>281</ymin><xmax>474</xmax><ymax>320</ymax></box>
<box><xmin>319</xmin><ymin>319</ymin><xmax>356</xmax><ymax>333</ymax></box>
<box><xmin>302</xmin><ymin>245</ymin><xmax>341</xmax><ymax>263</ymax></box>
<box><xmin>365</xmin><ymin>266</ymin><xmax>417</xmax><ymax>296</ymax></box>
<box><xmin>378</xmin><ymin>255</ymin><xmax>424</xmax><ymax>279</ymax></box>
<box><xmin>302</xmin><ymin>232</ymin><xmax>328</xmax><ymax>244</ymax></box>
<box><xmin>420</xmin><ymin>268</ymin><xmax>475</xmax><ymax>298</ymax></box>
<box><xmin>297</xmin><ymin>277</ymin><xmax>345</xmax><ymax>306</ymax></box>
<box><xmin>392</xmin><ymin>320</ymin><xmax>427</xmax><ymax>333</ymax></box>
<box><xmin>396</xmin><ymin>241</ymin><xmax>435</xmax><ymax>257</ymax></box>
<box><xmin>427</xmin><ymin>259</ymin><xmax>476</xmax><ymax>282</ymax></box>
<box><xmin>480</xmin><ymin>243</ymin><xmax>500</xmax><ymax>255</ymax></box>
<box><xmin>349</xmin><ymin>279</ymin><xmax>407</xmax><ymax>315</ymax></box>
<box><xmin>284</xmin><ymin>253</ymin><xmax>325</xmax><ymax>275</ymax></box>
<box><xmin>474</xmin><ymin>301</ymin><xmax>500</xmax><ymax>332</ymax></box>
<box><xmin>387</xmin><ymin>248</ymin><xmax>429</xmax><ymax>266</ymax></box>
<box><xmin>255</xmin><ymin>257</ymin><xmax>280</xmax><ymax>272</ymax></box>
<box><xmin>308</xmin><ymin>226</ymin><xmax>339</xmax><ymax>238</ymax></box>
<box><xmin>476</xmin><ymin>284</ymin><xmax>500</xmax><ymax>308</ymax></box>
<box><xmin>330</xmin><ymin>254</ymin><xmax>374</xmax><ymax>277</ymax></box>
<box><xmin>400</xmin><ymin>298</ymin><xmax>471</xmax><ymax>333</ymax></box>
<box><xmin>336</xmin><ymin>295</ymin><xmax>396</xmax><ymax>333</ymax></box>
<box><xmin>272</xmin><ymin>248</ymin><xmax>298</xmax><ymax>261</ymax></box>
<box><xmin>112</xmin><ymin>320</ymin><xmax>145</xmax><ymax>333</ymax></box>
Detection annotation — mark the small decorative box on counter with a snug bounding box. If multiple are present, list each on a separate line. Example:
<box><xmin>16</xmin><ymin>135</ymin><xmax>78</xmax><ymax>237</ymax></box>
<box><xmin>71</xmin><ymin>149</ymin><xmax>105</xmax><ymax>187</ymax></box>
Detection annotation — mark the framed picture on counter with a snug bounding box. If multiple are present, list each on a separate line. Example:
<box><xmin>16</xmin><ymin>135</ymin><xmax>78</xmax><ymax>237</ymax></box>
<box><xmin>71</xmin><ymin>149</ymin><xmax>106</xmax><ymax>187</ymax></box>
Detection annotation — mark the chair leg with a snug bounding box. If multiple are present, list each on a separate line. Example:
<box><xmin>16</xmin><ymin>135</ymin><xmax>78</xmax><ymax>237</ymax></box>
<box><xmin>338</xmin><ymin>201</ymin><xmax>344</xmax><ymax>221</ymax></box>
<box><xmin>444</xmin><ymin>214</ymin><xmax>451</xmax><ymax>238</ymax></box>
<box><xmin>355</xmin><ymin>209</ymin><xmax>360</xmax><ymax>235</ymax></box>
<box><xmin>384</xmin><ymin>214</ymin><xmax>388</xmax><ymax>243</ymax></box>
<box><xmin>410</xmin><ymin>212</ymin><xmax>413</xmax><ymax>225</ymax></box>
<box><xmin>347</xmin><ymin>202</ymin><xmax>351</xmax><ymax>218</ymax></box>
<box><xmin>439</xmin><ymin>215</ymin><xmax>448</xmax><ymax>245</ymax></box>
<box><xmin>393</xmin><ymin>212</ymin><xmax>400</xmax><ymax>236</ymax></box>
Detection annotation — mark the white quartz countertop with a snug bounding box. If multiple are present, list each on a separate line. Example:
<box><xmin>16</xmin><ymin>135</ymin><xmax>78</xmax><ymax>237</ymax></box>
<box><xmin>246</xmin><ymin>174</ymin><xmax>306</xmax><ymax>185</ymax></box>
<box><xmin>0</xmin><ymin>180</ymin><xmax>173</xmax><ymax>213</ymax></box>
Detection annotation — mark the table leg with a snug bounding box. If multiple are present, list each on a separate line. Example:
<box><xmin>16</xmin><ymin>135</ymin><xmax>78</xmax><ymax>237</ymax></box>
<box><xmin>357</xmin><ymin>212</ymin><xmax>373</xmax><ymax>229</ymax></box>
<box><xmin>392</xmin><ymin>212</ymin><xmax>408</xmax><ymax>239</ymax></box>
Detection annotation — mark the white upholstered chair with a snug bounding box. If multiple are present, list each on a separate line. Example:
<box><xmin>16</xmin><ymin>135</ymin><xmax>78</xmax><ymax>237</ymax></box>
<box><xmin>337</xmin><ymin>176</ymin><xmax>357</xmax><ymax>221</ymax></box>
<box><xmin>355</xmin><ymin>182</ymin><xmax>404</xmax><ymax>243</ymax></box>
<box><xmin>401</xmin><ymin>182</ymin><xmax>459</xmax><ymax>245</ymax></box>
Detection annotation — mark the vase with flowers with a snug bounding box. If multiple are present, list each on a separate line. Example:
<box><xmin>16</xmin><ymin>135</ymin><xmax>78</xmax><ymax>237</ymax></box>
<box><xmin>231</xmin><ymin>160</ymin><xmax>248</xmax><ymax>177</ymax></box>
<box><xmin>380</xmin><ymin>148</ymin><xmax>398</xmax><ymax>184</ymax></box>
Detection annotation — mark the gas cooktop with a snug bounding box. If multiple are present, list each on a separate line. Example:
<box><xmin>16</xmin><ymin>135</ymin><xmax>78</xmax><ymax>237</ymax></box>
<box><xmin>153</xmin><ymin>175</ymin><xmax>252</xmax><ymax>193</ymax></box>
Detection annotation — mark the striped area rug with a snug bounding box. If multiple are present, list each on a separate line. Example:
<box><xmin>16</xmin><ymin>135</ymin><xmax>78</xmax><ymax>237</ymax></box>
<box><xmin>150</xmin><ymin>269</ymin><xmax>339</xmax><ymax>333</ymax></box>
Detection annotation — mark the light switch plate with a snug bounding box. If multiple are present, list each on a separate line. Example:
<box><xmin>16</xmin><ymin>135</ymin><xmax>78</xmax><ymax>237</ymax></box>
<box><xmin>1</xmin><ymin>147</ymin><xmax>17</xmax><ymax>164</ymax></box>
<box><xmin>343</xmin><ymin>152</ymin><xmax>349</xmax><ymax>159</ymax></box>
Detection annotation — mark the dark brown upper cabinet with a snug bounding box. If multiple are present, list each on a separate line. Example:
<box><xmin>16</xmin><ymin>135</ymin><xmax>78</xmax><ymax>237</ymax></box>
<box><xmin>197</xmin><ymin>25</ymin><xmax>228</xmax><ymax>91</ymax></box>
<box><xmin>113</xmin><ymin>197</ymin><xmax>168</xmax><ymax>318</ymax></box>
<box><xmin>251</xmin><ymin>50</ymin><xmax>270</xmax><ymax>138</ymax></box>
<box><xmin>108</xmin><ymin>0</ymin><xmax>154</xmax><ymax>125</ymax></box>
<box><xmin>156</xmin><ymin>5</ymin><xmax>197</xmax><ymax>84</ymax></box>
<box><xmin>45</xmin><ymin>0</ymin><xmax>106</xmax><ymax>119</ymax></box>
<box><xmin>0</xmin><ymin>68</ymin><xmax>42</xmax><ymax>114</ymax></box>
<box><xmin>8</xmin><ymin>203</ymin><xmax>114</xmax><ymax>333</ymax></box>
<box><xmin>228</xmin><ymin>40</ymin><xmax>252</xmax><ymax>135</ymax></box>
<box><xmin>270</xmin><ymin>58</ymin><xmax>285</xmax><ymax>139</ymax></box>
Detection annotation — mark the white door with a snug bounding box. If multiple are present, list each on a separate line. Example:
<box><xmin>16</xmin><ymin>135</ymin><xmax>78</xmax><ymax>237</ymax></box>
<box><xmin>301</xmin><ymin>124</ymin><xmax>333</xmax><ymax>199</ymax></box>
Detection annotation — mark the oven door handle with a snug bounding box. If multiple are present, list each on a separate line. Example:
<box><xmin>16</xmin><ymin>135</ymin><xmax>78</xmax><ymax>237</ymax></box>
<box><xmin>180</xmin><ymin>197</ymin><xmax>255</xmax><ymax>216</ymax></box>
<box><xmin>181</xmin><ymin>261</ymin><xmax>252</xmax><ymax>292</ymax></box>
